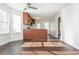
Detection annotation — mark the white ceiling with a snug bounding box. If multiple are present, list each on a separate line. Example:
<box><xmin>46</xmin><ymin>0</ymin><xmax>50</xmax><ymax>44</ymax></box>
<box><xmin>6</xmin><ymin>3</ymin><xmax>69</xmax><ymax>20</ymax></box>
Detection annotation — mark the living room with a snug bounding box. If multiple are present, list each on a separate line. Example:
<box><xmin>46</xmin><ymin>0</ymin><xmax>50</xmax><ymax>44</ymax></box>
<box><xmin>0</xmin><ymin>3</ymin><xmax>79</xmax><ymax>55</ymax></box>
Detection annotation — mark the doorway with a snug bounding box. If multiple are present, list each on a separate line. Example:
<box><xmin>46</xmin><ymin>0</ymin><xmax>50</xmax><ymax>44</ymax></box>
<box><xmin>58</xmin><ymin>17</ymin><xmax>61</xmax><ymax>39</ymax></box>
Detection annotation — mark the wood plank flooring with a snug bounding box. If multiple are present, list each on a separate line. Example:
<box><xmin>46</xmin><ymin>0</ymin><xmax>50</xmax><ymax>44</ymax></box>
<box><xmin>0</xmin><ymin>40</ymin><xmax>79</xmax><ymax>55</ymax></box>
<box><xmin>22</xmin><ymin>42</ymin><xmax>65</xmax><ymax>47</ymax></box>
<box><xmin>20</xmin><ymin>41</ymin><xmax>79</xmax><ymax>55</ymax></box>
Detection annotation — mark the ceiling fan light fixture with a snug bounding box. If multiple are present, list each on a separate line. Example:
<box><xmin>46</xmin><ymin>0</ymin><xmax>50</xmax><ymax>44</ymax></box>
<box><xmin>35</xmin><ymin>17</ymin><xmax>40</xmax><ymax>19</ymax></box>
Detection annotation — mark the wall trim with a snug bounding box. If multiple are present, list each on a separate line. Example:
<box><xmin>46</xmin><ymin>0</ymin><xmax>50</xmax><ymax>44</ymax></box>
<box><xmin>0</xmin><ymin>39</ymin><xmax>22</xmax><ymax>46</ymax></box>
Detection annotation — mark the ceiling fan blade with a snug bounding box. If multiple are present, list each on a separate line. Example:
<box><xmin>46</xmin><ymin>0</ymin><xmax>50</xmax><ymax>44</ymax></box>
<box><xmin>23</xmin><ymin>3</ymin><xmax>38</xmax><ymax>11</ymax></box>
<box><xmin>27</xmin><ymin>3</ymin><xmax>31</xmax><ymax>7</ymax></box>
<box><xmin>29</xmin><ymin>6</ymin><xmax>37</xmax><ymax>9</ymax></box>
<box><xmin>27</xmin><ymin>3</ymin><xmax>31</xmax><ymax>6</ymax></box>
<box><xmin>23</xmin><ymin>8</ymin><xmax>27</xmax><ymax>10</ymax></box>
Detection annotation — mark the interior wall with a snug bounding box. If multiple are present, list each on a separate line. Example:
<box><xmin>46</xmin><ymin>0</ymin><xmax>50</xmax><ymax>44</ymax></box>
<box><xmin>73</xmin><ymin>4</ymin><xmax>79</xmax><ymax>49</ymax></box>
<box><xmin>49</xmin><ymin>13</ymin><xmax>60</xmax><ymax>38</ymax></box>
<box><xmin>55</xmin><ymin>3</ymin><xmax>79</xmax><ymax>49</ymax></box>
<box><xmin>0</xmin><ymin>4</ymin><xmax>10</xmax><ymax>46</ymax></box>
<box><xmin>61</xmin><ymin>4</ymin><xmax>74</xmax><ymax>46</ymax></box>
<box><xmin>0</xmin><ymin>4</ymin><xmax>23</xmax><ymax>46</ymax></box>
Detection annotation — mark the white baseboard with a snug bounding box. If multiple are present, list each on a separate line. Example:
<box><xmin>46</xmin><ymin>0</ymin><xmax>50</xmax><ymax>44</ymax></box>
<box><xmin>0</xmin><ymin>41</ymin><xmax>10</xmax><ymax>46</ymax></box>
<box><xmin>10</xmin><ymin>39</ymin><xmax>22</xmax><ymax>41</ymax></box>
<box><xmin>62</xmin><ymin>40</ymin><xmax>79</xmax><ymax>50</ymax></box>
<box><xmin>0</xmin><ymin>39</ymin><xmax>22</xmax><ymax>46</ymax></box>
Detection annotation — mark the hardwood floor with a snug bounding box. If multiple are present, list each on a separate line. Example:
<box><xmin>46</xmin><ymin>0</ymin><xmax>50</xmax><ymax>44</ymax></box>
<box><xmin>0</xmin><ymin>40</ymin><xmax>23</xmax><ymax>55</ymax></box>
<box><xmin>0</xmin><ymin>40</ymin><xmax>79</xmax><ymax>55</ymax></box>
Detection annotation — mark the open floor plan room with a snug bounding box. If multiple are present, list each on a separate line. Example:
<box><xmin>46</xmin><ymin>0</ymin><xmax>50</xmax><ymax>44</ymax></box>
<box><xmin>0</xmin><ymin>3</ymin><xmax>79</xmax><ymax>55</ymax></box>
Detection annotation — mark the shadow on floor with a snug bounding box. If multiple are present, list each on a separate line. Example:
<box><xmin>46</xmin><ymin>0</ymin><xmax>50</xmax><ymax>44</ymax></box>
<box><xmin>48</xmin><ymin>34</ymin><xmax>58</xmax><ymax>39</ymax></box>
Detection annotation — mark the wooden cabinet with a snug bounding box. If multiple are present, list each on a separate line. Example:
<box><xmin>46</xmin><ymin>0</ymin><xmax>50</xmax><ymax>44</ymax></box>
<box><xmin>23</xmin><ymin>29</ymin><xmax>48</xmax><ymax>42</ymax></box>
<box><xmin>23</xmin><ymin>12</ymin><xmax>32</xmax><ymax>24</ymax></box>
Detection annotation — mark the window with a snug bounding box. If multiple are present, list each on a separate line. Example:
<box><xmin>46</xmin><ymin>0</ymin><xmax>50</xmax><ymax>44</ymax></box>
<box><xmin>0</xmin><ymin>9</ymin><xmax>9</xmax><ymax>34</ymax></box>
<box><xmin>37</xmin><ymin>23</ymin><xmax>40</xmax><ymax>29</ymax></box>
<box><xmin>44</xmin><ymin>22</ymin><xmax>49</xmax><ymax>31</ymax></box>
<box><xmin>13</xmin><ymin>14</ymin><xmax>21</xmax><ymax>33</ymax></box>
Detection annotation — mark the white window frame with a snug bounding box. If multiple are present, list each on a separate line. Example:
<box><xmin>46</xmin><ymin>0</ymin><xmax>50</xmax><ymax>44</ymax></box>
<box><xmin>12</xmin><ymin>14</ymin><xmax>22</xmax><ymax>33</ymax></box>
<box><xmin>0</xmin><ymin>9</ymin><xmax>9</xmax><ymax>34</ymax></box>
<box><xmin>37</xmin><ymin>23</ymin><xmax>41</xmax><ymax>29</ymax></box>
<box><xmin>44</xmin><ymin>22</ymin><xmax>49</xmax><ymax>31</ymax></box>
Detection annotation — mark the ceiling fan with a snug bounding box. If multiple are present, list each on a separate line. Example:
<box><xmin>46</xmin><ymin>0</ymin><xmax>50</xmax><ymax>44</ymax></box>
<box><xmin>23</xmin><ymin>3</ymin><xmax>37</xmax><ymax>11</ymax></box>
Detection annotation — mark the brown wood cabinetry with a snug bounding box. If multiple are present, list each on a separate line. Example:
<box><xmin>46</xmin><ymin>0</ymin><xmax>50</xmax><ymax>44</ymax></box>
<box><xmin>23</xmin><ymin>12</ymin><xmax>32</xmax><ymax>24</ymax></box>
<box><xmin>23</xmin><ymin>29</ymin><xmax>48</xmax><ymax>42</ymax></box>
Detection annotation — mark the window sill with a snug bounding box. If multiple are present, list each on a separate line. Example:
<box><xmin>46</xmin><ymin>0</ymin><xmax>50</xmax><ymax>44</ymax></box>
<box><xmin>0</xmin><ymin>32</ymin><xmax>22</xmax><ymax>35</ymax></box>
<box><xmin>13</xmin><ymin>32</ymin><xmax>22</xmax><ymax>34</ymax></box>
<box><xmin>0</xmin><ymin>33</ymin><xmax>10</xmax><ymax>35</ymax></box>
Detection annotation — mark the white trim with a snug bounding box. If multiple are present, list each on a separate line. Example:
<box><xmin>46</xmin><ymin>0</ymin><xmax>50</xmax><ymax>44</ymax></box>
<box><xmin>0</xmin><ymin>41</ymin><xmax>10</xmax><ymax>46</ymax></box>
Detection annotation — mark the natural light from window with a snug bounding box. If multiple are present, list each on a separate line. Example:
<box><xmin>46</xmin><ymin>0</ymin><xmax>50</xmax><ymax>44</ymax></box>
<box><xmin>44</xmin><ymin>22</ymin><xmax>49</xmax><ymax>31</ymax></box>
<box><xmin>0</xmin><ymin>9</ymin><xmax>9</xmax><ymax>34</ymax></box>
<box><xmin>37</xmin><ymin>23</ymin><xmax>40</xmax><ymax>29</ymax></box>
<box><xmin>13</xmin><ymin>14</ymin><xmax>21</xmax><ymax>33</ymax></box>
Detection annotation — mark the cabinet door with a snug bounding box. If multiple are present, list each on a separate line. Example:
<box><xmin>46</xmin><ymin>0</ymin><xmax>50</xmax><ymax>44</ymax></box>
<box><xmin>23</xmin><ymin>12</ymin><xmax>29</xmax><ymax>24</ymax></box>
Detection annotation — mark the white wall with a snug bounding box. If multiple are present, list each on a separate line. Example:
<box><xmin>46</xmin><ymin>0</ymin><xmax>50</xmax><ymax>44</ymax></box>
<box><xmin>73</xmin><ymin>4</ymin><xmax>79</xmax><ymax>49</ymax></box>
<box><xmin>49</xmin><ymin>15</ymin><xmax>58</xmax><ymax>38</ymax></box>
<box><xmin>0</xmin><ymin>4</ymin><xmax>10</xmax><ymax>46</ymax></box>
<box><xmin>61</xmin><ymin>4</ymin><xmax>74</xmax><ymax>45</ymax></box>
<box><xmin>0</xmin><ymin>4</ymin><xmax>23</xmax><ymax>46</ymax></box>
<box><xmin>49</xmin><ymin>12</ymin><xmax>63</xmax><ymax>38</ymax></box>
<box><xmin>49</xmin><ymin>3</ymin><xmax>79</xmax><ymax>49</ymax></box>
<box><xmin>56</xmin><ymin>4</ymin><xmax>79</xmax><ymax>49</ymax></box>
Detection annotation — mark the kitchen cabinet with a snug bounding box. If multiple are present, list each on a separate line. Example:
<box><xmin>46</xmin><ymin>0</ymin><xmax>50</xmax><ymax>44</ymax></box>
<box><xmin>23</xmin><ymin>29</ymin><xmax>48</xmax><ymax>41</ymax></box>
<box><xmin>23</xmin><ymin>12</ymin><xmax>32</xmax><ymax>25</ymax></box>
